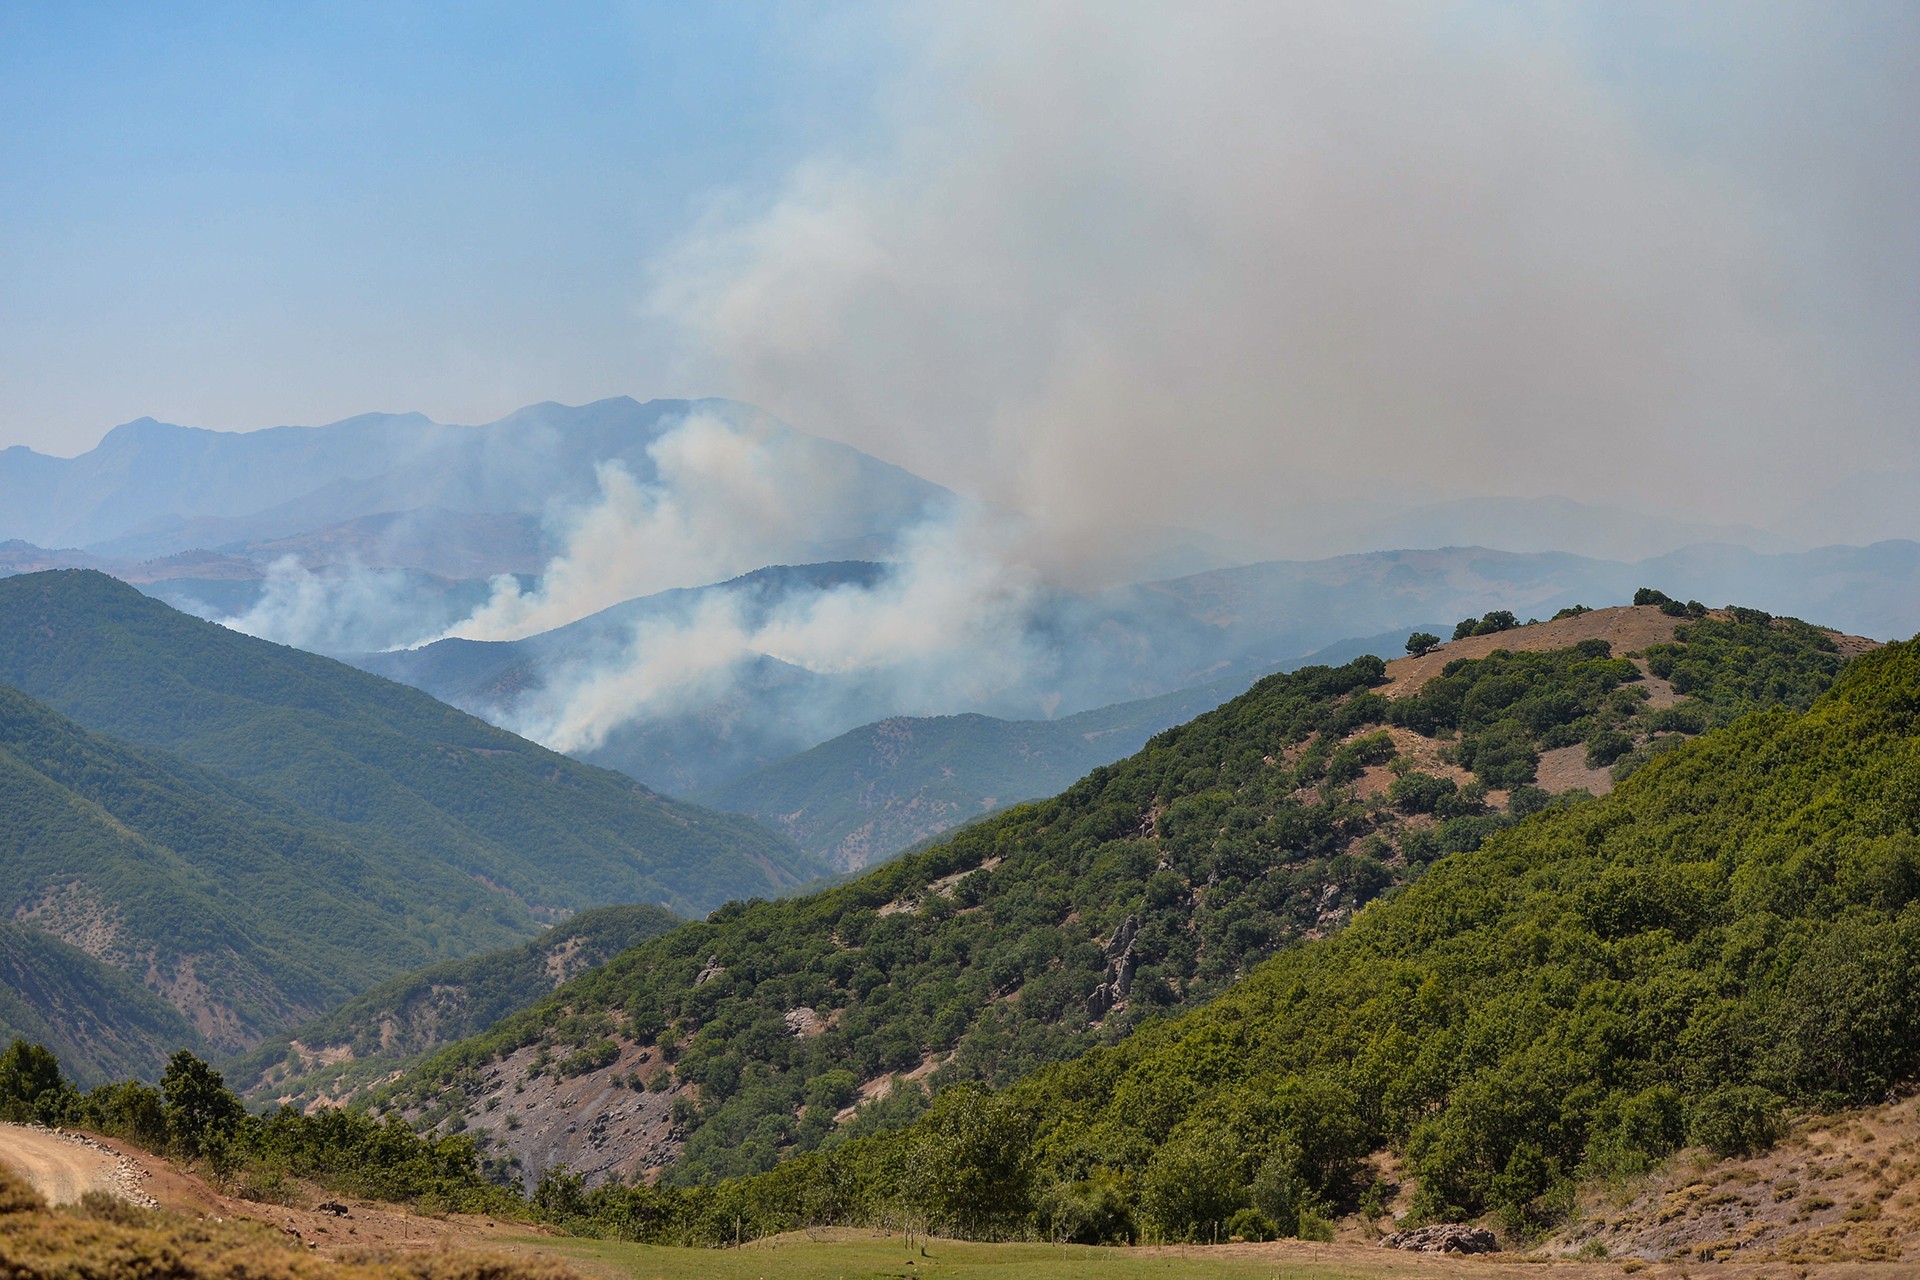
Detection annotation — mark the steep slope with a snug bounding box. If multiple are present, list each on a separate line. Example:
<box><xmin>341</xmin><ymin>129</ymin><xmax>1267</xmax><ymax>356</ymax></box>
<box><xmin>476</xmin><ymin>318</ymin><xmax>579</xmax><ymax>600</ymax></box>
<box><xmin>0</xmin><ymin>680</ymin><xmax>543</xmax><ymax>1058</ymax></box>
<box><xmin>0</xmin><ymin>922</ymin><xmax>205</xmax><ymax>1086</ymax></box>
<box><xmin>0</xmin><ymin>571</ymin><xmax>823</xmax><ymax>917</ymax></box>
<box><xmin>376</xmin><ymin>603</ymin><xmax>1862</xmax><ymax>1190</ymax></box>
<box><xmin>683</xmin><ymin>628</ymin><xmax>1920</xmax><ymax>1254</ymax></box>
<box><xmin>695</xmin><ymin>630</ymin><xmax>1424</xmax><ymax>870</ymax></box>
<box><xmin>231</xmin><ymin>904</ymin><xmax>681</xmax><ymax>1106</ymax></box>
<box><xmin>351</xmin><ymin>543</ymin><xmax>1920</xmax><ymax>804</ymax></box>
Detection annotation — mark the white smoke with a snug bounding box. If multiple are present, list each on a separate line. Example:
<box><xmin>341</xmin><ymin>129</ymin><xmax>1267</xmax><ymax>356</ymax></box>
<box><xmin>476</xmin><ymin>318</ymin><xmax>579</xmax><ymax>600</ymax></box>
<box><xmin>648</xmin><ymin>1</ymin><xmax>1895</xmax><ymax>570</ymax></box>
<box><xmin>198</xmin><ymin>3</ymin><xmax>1920</xmax><ymax>787</ymax></box>
<box><xmin>213</xmin><ymin>556</ymin><xmax>466</xmax><ymax>654</ymax></box>
<box><xmin>505</xmin><ymin>510</ymin><xmax>1043</xmax><ymax>755</ymax></box>
<box><xmin>449</xmin><ymin>412</ymin><xmax>822</xmax><ymax>641</ymax></box>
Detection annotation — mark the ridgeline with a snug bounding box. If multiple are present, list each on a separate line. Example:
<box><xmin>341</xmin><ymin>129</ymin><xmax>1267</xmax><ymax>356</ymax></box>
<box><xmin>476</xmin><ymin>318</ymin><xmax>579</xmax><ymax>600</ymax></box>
<box><xmin>374</xmin><ymin>604</ymin><xmax>1861</xmax><ymax>1192</ymax></box>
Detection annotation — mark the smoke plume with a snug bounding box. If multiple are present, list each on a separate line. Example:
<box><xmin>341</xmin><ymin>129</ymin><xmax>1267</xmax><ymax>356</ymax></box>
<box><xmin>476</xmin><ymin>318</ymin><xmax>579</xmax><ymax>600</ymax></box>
<box><xmin>649</xmin><ymin>1</ymin><xmax>1916</xmax><ymax>570</ymax></box>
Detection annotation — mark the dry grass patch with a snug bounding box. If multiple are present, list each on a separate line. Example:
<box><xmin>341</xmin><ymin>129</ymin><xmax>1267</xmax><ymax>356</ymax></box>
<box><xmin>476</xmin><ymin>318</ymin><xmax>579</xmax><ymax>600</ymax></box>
<box><xmin>0</xmin><ymin>1164</ymin><xmax>576</xmax><ymax>1280</ymax></box>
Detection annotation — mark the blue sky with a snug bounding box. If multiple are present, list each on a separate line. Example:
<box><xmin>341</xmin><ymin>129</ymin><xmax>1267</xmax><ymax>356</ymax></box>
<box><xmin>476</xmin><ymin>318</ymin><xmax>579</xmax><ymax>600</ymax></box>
<box><xmin>1</xmin><ymin>1</ymin><xmax>1914</xmax><ymax>542</ymax></box>
<box><xmin>0</xmin><ymin>2</ymin><xmax>890</xmax><ymax>452</ymax></box>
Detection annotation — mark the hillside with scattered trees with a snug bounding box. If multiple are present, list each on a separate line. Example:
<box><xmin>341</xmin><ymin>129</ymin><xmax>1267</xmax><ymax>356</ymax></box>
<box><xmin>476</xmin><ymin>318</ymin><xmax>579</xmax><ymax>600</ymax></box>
<box><xmin>371</xmin><ymin>603</ymin><xmax>1860</xmax><ymax>1191</ymax></box>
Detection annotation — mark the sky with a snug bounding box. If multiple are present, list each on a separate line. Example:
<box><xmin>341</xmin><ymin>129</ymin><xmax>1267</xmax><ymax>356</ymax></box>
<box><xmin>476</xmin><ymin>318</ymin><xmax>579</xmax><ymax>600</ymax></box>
<box><xmin>3</xmin><ymin>2</ymin><xmax>1916</xmax><ymax>552</ymax></box>
<box><xmin>0</xmin><ymin>1</ymin><xmax>888</xmax><ymax>449</ymax></box>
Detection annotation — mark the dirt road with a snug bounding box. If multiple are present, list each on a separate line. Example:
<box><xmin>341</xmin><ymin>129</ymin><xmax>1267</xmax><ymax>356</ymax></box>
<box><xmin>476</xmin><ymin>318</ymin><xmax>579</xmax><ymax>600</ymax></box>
<box><xmin>0</xmin><ymin>1122</ymin><xmax>122</xmax><ymax>1205</ymax></box>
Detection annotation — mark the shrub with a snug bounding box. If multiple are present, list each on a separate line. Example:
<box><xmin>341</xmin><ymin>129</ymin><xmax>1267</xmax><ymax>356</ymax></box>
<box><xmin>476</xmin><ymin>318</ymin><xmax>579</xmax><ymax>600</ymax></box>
<box><xmin>1139</xmin><ymin>1121</ymin><xmax>1248</xmax><ymax>1242</ymax></box>
<box><xmin>1041</xmin><ymin>1169</ymin><xmax>1136</xmax><ymax>1244</ymax></box>
<box><xmin>1227</xmin><ymin>1206</ymin><xmax>1277</xmax><ymax>1241</ymax></box>
<box><xmin>1689</xmin><ymin>1086</ymin><xmax>1786</xmax><ymax>1157</ymax></box>
<box><xmin>0</xmin><ymin>1041</ymin><xmax>73</xmax><ymax>1125</ymax></box>
<box><xmin>1390</xmin><ymin>771</ymin><xmax>1457</xmax><ymax>815</ymax></box>
<box><xmin>1584</xmin><ymin>729</ymin><xmax>1634</xmax><ymax>769</ymax></box>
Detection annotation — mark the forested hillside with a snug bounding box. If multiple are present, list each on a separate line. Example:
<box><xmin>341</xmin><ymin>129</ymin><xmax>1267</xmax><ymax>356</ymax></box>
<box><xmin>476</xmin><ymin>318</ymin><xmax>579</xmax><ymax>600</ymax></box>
<box><xmin>376</xmin><ymin>603</ymin><xmax>1859</xmax><ymax>1190</ymax></box>
<box><xmin>0</xmin><ymin>680</ymin><xmax>538</xmax><ymax>1062</ymax></box>
<box><xmin>0</xmin><ymin>922</ymin><xmax>204</xmax><ymax>1086</ymax></box>
<box><xmin>232</xmin><ymin>905</ymin><xmax>681</xmax><ymax>1105</ymax></box>
<box><xmin>634</xmin><ymin>630</ymin><xmax>1920</xmax><ymax>1250</ymax></box>
<box><xmin>0</xmin><ymin>570</ymin><xmax>823</xmax><ymax>915</ymax></box>
<box><xmin>694</xmin><ymin>668</ymin><xmax>1281</xmax><ymax>870</ymax></box>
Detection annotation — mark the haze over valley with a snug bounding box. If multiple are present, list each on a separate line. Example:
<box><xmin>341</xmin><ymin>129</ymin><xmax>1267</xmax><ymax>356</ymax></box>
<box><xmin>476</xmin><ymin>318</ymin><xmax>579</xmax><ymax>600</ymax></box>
<box><xmin>3</xmin><ymin>4</ymin><xmax>1920</xmax><ymax>1275</ymax></box>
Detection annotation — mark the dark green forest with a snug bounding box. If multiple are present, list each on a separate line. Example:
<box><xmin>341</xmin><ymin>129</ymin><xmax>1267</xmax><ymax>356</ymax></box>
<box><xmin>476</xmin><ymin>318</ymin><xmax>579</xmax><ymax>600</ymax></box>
<box><xmin>380</xmin><ymin>608</ymin><xmax>1851</xmax><ymax>1191</ymax></box>
<box><xmin>0</xmin><ymin>679</ymin><xmax>539</xmax><ymax>1061</ymax></box>
<box><xmin>529</xmin><ymin>631</ymin><xmax>1920</xmax><ymax>1246</ymax></box>
<box><xmin>0</xmin><ymin>570</ymin><xmax>823</xmax><ymax>917</ymax></box>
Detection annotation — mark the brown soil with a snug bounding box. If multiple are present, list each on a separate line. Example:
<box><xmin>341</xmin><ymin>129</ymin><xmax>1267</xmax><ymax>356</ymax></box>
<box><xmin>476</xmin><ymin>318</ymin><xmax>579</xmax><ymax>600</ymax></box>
<box><xmin>1534</xmin><ymin>745</ymin><xmax>1616</xmax><ymax>797</ymax></box>
<box><xmin>0</xmin><ymin>1125</ymin><xmax>124</xmax><ymax>1206</ymax></box>
<box><xmin>1553</xmin><ymin>1093</ymin><xmax>1920</xmax><ymax>1267</ymax></box>
<box><xmin>10</xmin><ymin>1126</ymin><xmax>570</xmax><ymax>1264</ymax></box>
<box><xmin>1379</xmin><ymin>606</ymin><xmax>1690</xmax><ymax>700</ymax></box>
<box><xmin>1380</xmin><ymin>604</ymin><xmax>1878</xmax><ymax>702</ymax></box>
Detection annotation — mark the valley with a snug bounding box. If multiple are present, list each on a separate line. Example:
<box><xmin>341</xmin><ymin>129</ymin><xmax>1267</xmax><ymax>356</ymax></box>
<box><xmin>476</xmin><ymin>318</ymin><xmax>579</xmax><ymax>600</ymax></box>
<box><xmin>5</xmin><ymin>448</ymin><xmax>1920</xmax><ymax>1273</ymax></box>
<box><xmin>355</xmin><ymin>603</ymin><xmax>1867</xmax><ymax>1193</ymax></box>
<box><xmin>8</xmin><ymin>8</ymin><xmax>1920</xmax><ymax>1274</ymax></box>
<box><xmin>3</xmin><ymin>404</ymin><xmax>1917</xmax><ymax>1275</ymax></box>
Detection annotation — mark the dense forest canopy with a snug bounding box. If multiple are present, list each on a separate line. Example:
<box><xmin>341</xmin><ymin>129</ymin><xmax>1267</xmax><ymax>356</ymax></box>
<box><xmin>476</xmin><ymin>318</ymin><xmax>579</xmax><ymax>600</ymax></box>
<box><xmin>375</xmin><ymin>606</ymin><xmax>1856</xmax><ymax>1191</ymax></box>
<box><xmin>548</xmin><ymin>632</ymin><xmax>1920</xmax><ymax>1246</ymax></box>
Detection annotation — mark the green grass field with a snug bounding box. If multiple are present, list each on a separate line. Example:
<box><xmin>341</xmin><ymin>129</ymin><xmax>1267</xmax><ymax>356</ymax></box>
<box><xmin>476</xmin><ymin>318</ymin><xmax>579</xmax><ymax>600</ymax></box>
<box><xmin>504</xmin><ymin>1230</ymin><xmax>1398</xmax><ymax>1280</ymax></box>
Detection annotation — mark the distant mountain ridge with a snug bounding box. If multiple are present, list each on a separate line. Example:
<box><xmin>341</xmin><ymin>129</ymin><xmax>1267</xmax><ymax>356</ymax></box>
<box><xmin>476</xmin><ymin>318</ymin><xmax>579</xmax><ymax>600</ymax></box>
<box><xmin>0</xmin><ymin>675</ymin><xmax>539</xmax><ymax>1067</ymax></box>
<box><xmin>0</xmin><ymin>569</ymin><xmax>831</xmax><ymax>1082</ymax></box>
<box><xmin>693</xmin><ymin>629</ymin><xmax>1421</xmax><ymax>869</ymax></box>
<box><xmin>0</xmin><ymin>571</ymin><xmax>822</xmax><ymax>918</ymax></box>
<box><xmin>0</xmin><ymin>397</ymin><xmax>951</xmax><ymax>565</ymax></box>
<box><xmin>348</xmin><ymin>542</ymin><xmax>1920</xmax><ymax>822</ymax></box>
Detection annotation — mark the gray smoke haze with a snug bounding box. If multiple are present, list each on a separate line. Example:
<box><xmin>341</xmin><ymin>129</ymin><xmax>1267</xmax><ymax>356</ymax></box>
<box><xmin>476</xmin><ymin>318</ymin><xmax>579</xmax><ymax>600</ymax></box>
<box><xmin>202</xmin><ymin>4</ymin><xmax>1920</xmax><ymax>794</ymax></box>
<box><xmin>502</xmin><ymin>513</ymin><xmax>1044</xmax><ymax>757</ymax></box>
<box><xmin>210</xmin><ymin>410</ymin><xmax>1058</xmax><ymax>763</ymax></box>
<box><xmin>450</xmin><ymin>408</ymin><xmax>959</xmax><ymax>641</ymax></box>
<box><xmin>648</xmin><ymin>1</ymin><xmax>1920</xmax><ymax>575</ymax></box>
<box><xmin>436</xmin><ymin>412</ymin><xmax>1047</xmax><ymax>754</ymax></box>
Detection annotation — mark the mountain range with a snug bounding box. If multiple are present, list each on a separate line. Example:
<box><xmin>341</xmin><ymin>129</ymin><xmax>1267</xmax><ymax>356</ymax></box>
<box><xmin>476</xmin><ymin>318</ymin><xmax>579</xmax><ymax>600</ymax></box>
<box><xmin>352</xmin><ymin>602</ymin><xmax>1867</xmax><ymax>1189</ymax></box>
<box><xmin>5</xmin><ymin>410</ymin><xmax>1920</xmax><ymax>1258</ymax></box>
<box><xmin>668</xmin><ymin>615</ymin><xmax>1920</xmax><ymax>1251</ymax></box>
<box><xmin>346</xmin><ymin>541</ymin><xmax>1920</xmax><ymax>869</ymax></box>
<box><xmin>0</xmin><ymin>570</ymin><xmax>824</xmax><ymax>1080</ymax></box>
<box><xmin>6</xmin><ymin>400</ymin><xmax>1920</xmax><ymax>881</ymax></box>
<box><xmin>0</xmin><ymin>397</ymin><xmax>948</xmax><ymax>563</ymax></box>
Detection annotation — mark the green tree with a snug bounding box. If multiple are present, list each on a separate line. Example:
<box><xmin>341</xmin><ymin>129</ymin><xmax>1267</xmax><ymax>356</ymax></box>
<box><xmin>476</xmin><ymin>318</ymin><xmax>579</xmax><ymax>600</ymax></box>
<box><xmin>1139</xmin><ymin>1120</ymin><xmax>1249</xmax><ymax>1242</ymax></box>
<box><xmin>161</xmin><ymin>1051</ymin><xmax>246</xmax><ymax>1159</ymax></box>
<box><xmin>1406</xmin><ymin>632</ymin><xmax>1441</xmax><ymax>657</ymax></box>
<box><xmin>0</xmin><ymin>1040</ymin><xmax>73</xmax><ymax>1125</ymax></box>
<box><xmin>902</xmin><ymin>1086</ymin><xmax>1032</xmax><ymax>1237</ymax></box>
